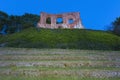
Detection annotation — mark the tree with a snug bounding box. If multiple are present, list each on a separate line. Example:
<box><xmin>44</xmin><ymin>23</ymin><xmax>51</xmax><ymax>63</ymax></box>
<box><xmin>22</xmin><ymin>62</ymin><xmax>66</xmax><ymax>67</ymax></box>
<box><xmin>0</xmin><ymin>10</ymin><xmax>40</xmax><ymax>34</ymax></box>
<box><xmin>112</xmin><ymin>17</ymin><xmax>120</xmax><ymax>36</ymax></box>
<box><xmin>7</xmin><ymin>13</ymin><xmax>39</xmax><ymax>33</ymax></box>
<box><xmin>0</xmin><ymin>11</ymin><xmax>8</xmax><ymax>30</ymax></box>
<box><xmin>21</xmin><ymin>13</ymin><xmax>40</xmax><ymax>29</ymax></box>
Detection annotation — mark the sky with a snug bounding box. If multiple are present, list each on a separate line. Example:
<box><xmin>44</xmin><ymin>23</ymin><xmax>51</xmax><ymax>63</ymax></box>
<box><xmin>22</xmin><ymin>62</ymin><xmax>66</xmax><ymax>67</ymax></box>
<box><xmin>0</xmin><ymin>0</ymin><xmax>120</xmax><ymax>30</ymax></box>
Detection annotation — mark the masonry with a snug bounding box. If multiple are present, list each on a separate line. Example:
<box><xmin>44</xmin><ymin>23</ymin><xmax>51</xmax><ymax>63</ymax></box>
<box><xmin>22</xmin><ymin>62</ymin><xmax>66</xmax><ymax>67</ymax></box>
<box><xmin>37</xmin><ymin>12</ymin><xmax>84</xmax><ymax>29</ymax></box>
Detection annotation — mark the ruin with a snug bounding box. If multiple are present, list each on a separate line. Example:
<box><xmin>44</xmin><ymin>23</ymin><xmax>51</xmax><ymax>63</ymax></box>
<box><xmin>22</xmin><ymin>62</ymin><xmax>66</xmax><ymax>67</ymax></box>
<box><xmin>37</xmin><ymin>12</ymin><xmax>84</xmax><ymax>29</ymax></box>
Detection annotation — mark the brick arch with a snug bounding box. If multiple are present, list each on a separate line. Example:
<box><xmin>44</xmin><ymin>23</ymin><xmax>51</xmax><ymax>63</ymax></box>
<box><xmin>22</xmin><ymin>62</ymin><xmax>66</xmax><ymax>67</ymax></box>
<box><xmin>56</xmin><ymin>17</ymin><xmax>63</xmax><ymax>24</ymax></box>
<box><xmin>67</xmin><ymin>15</ymin><xmax>76</xmax><ymax>24</ymax></box>
<box><xmin>46</xmin><ymin>17</ymin><xmax>51</xmax><ymax>24</ymax></box>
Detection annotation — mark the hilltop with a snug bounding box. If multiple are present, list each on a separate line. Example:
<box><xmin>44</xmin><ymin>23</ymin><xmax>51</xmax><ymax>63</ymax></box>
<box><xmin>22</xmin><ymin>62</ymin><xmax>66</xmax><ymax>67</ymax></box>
<box><xmin>0</xmin><ymin>27</ymin><xmax>120</xmax><ymax>50</ymax></box>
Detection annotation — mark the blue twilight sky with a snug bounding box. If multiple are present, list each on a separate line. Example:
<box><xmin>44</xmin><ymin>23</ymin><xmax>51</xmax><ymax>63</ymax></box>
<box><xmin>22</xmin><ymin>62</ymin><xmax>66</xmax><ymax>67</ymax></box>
<box><xmin>0</xmin><ymin>0</ymin><xmax>120</xmax><ymax>30</ymax></box>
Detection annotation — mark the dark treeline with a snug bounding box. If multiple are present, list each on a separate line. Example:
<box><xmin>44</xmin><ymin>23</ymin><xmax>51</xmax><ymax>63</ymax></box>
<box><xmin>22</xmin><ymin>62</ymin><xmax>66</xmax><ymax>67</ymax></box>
<box><xmin>0</xmin><ymin>11</ymin><xmax>40</xmax><ymax>35</ymax></box>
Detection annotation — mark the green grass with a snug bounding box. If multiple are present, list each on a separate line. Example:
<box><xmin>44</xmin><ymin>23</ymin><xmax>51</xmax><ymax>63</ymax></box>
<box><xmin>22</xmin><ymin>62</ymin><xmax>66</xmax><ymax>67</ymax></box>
<box><xmin>0</xmin><ymin>48</ymin><xmax>120</xmax><ymax>80</ymax></box>
<box><xmin>0</xmin><ymin>66</ymin><xmax>119</xmax><ymax>71</ymax></box>
<box><xmin>0</xmin><ymin>27</ymin><xmax>120</xmax><ymax>50</ymax></box>
<box><xmin>0</xmin><ymin>76</ymin><xmax>119</xmax><ymax>80</ymax></box>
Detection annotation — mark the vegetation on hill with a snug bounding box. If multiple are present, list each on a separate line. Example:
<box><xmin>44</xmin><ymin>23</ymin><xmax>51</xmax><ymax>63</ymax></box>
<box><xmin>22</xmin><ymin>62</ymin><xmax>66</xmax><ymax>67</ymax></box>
<box><xmin>0</xmin><ymin>10</ymin><xmax>120</xmax><ymax>36</ymax></box>
<box><xmin>0</xmin><ymin>10</ymin><xmax>120</xmax><ymax>50</ymax></box>
<box><xmin>0</xmin><ymin>27</ymin><xmax>120</xmax><ymax>50</ymax></box>
<box><xmin>112</xmin><ymin>17</ymin><xmax>120</xmax><ymax>36</ymax></box>
<box><xmin>0</xmin><ymin>11</ymin><xmax>39</xmax><ymax>34</ymax></box>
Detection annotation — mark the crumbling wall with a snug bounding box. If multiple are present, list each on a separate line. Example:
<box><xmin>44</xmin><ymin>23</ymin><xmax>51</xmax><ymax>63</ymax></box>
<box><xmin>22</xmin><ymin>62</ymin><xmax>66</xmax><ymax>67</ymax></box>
<box><xmin>37</xmin><ymin>12</ymin><xmax>84</xmax><ymax>29</ymax></box>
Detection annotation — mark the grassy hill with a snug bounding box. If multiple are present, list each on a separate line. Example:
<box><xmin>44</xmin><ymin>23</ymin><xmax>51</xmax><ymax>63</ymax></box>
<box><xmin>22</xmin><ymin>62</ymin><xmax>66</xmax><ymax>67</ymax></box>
<box><xmin>0</xmin><ymin>27</ymin><xmax>120</xmax><ymax>50</ymax></box>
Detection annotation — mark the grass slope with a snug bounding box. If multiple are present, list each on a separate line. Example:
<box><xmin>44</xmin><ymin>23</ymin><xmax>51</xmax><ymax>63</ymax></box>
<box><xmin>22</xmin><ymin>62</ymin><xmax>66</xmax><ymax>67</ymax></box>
<box><xmin>0</xmin><ymin>27</ymin><xmax>120</xmax><ymax>50</ymax></box>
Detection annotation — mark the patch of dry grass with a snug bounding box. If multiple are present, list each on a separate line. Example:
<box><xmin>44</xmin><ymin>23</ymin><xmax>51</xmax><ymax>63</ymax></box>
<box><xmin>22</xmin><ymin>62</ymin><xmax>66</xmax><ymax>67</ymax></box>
<box><xmin>0</xmin><ymin>48</ymin><xmax>120</xmax><ymax>80</ymax></box>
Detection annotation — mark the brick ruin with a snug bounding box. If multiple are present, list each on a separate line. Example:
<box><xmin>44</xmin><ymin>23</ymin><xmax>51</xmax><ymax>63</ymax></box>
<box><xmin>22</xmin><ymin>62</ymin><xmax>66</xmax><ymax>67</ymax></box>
<box><xmin>37</xmin><ymin>12</ymin><xmax>84</xmax><ymax>29</ymax></box>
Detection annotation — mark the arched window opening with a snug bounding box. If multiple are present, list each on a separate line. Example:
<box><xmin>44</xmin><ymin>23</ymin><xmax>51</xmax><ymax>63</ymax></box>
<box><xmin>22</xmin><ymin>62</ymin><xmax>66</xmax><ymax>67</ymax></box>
<box><xmin>69</xmin><ymin>19</ymin><xmax>74</xmax><ymax>24</ymax></box>
<box><xmin>56</xmin><ymin>17</ymin><xmax>63</xmax><ymax>24</ymax></box>
<box><xmin>46</xmin><ymin>17</ymin><xmax>51</xmax><ymax>24</ymax></box>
